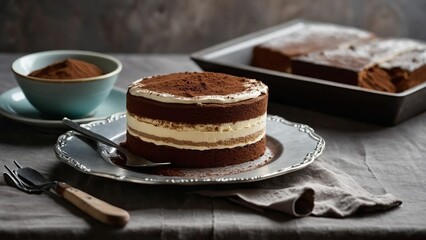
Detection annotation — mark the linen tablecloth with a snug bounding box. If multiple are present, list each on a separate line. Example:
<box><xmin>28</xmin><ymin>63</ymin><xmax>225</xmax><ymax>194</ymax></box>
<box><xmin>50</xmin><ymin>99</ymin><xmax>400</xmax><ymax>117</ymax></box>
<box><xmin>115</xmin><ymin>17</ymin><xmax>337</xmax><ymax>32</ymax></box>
<box><xmin>1</xmin><ymin>54</ymin><xmax>425</xmax><ymax>240</ymax></box>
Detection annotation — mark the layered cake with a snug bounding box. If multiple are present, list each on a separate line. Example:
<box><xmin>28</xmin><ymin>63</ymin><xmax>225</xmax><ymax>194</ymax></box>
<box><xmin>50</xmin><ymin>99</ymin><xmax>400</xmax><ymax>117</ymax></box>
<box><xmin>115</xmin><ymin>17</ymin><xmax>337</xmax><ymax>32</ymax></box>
<box><xmin>126</xmin><ymin>72</ymin><xmax>268</xmax><ymax>168</ymax></box>
<box><xmin>251</xmin><ymin>23</ymin><xmax>374</xmax><ymax>73</ymax></box>
<box><xmin>292</xmin><ymin>39</ymin><xmax>425</xmax><ymax>92</ymax></box>
<box><xmin>368</xmin><ymin>48</ymin><xmax>426</xmax><ymax>92</ymax></box>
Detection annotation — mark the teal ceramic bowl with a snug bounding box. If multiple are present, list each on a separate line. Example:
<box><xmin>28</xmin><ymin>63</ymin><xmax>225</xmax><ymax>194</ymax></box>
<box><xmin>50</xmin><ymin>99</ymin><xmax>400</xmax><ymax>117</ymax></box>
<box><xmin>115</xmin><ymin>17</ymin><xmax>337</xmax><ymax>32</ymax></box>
<box><xmin>11</xmin><ymin>50</ymin><xmax>122</xmax><ymax>119</ymax></box>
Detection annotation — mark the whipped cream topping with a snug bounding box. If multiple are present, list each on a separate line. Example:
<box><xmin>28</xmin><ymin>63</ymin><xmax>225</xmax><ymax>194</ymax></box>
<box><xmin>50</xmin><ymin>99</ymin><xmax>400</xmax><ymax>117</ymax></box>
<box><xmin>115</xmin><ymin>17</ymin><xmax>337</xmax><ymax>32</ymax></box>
<box><xmin>296</xmin><ymin>38</ymin><xmax>426</xmax><ymax>70</ymax></box>
<box><xmin>360</xmin><ymin>39</ymin><xmax>426</xmax><ymax>68</ymax></box>
<box><xmin>262</xmin><ymin>23</ymin><xmax>372</xmax><ymax>49</ymax></box>
<box><xmin>378</xmin><ymin>48</ymin><xmax>426</xmax><ymax>72</ymax></box>
<box><xmin>129</xmin><ymin>76</ymin><xmax>268</xmax><ymax>104</ymax></box>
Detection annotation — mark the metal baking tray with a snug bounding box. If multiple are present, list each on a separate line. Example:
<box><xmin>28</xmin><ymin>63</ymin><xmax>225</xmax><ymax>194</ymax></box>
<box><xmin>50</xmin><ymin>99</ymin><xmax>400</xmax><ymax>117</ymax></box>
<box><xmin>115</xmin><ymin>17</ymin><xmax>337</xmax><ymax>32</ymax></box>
<box><xmin>190</xmin><ymin>19</ymin><xmax>426</xmax><ymax>126</ymax></box>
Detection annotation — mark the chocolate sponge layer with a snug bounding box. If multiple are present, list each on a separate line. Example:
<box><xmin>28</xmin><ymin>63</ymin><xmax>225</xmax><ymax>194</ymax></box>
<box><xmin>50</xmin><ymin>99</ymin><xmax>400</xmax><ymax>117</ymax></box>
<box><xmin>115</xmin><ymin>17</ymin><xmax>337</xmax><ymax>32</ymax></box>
<box><xmin>127</xmin><ymin>92</ymin><xmax>268</xmax><ymax>124</ymax></box>
<box><xmin>126</xmin><ymin>133</ymin><xmax>266</xmax><ymax>168</ymax></box>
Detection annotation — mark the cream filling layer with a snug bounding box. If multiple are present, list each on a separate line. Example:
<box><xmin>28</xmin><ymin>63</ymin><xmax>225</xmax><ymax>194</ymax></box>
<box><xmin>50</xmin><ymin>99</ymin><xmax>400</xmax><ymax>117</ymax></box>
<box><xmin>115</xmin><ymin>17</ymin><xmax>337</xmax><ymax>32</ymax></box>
<box><xmin>127</xmin><ymin>112</ymin><xmax>266</xmax><ymax>150</ymax></box>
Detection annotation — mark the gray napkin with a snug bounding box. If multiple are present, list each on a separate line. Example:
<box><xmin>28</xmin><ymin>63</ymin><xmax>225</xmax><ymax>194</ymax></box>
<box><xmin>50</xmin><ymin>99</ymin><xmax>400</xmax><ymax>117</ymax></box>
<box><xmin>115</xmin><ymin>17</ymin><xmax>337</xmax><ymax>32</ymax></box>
<box><xmin>197</xmin><ymin>158</ymin><xmax>402</xmax><ymax>217</ymax></box>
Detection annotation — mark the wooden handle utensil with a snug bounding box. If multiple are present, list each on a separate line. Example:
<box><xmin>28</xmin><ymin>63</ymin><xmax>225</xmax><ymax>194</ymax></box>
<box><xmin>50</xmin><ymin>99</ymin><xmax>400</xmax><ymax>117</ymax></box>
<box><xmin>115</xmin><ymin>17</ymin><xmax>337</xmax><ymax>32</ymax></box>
<box><xmin>56</xmin><ymin>182</ymin><xmax>130</xmax><ymax>226</ymax></box>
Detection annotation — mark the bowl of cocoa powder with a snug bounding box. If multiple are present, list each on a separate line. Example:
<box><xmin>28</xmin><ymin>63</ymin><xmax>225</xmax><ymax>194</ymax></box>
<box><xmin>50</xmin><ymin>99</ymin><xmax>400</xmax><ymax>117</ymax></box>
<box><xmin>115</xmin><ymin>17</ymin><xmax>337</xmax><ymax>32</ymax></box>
<box><xmin>11</xmin><ymin>50</ymin><xmax>122</xmax><ymax>118</ymax></box>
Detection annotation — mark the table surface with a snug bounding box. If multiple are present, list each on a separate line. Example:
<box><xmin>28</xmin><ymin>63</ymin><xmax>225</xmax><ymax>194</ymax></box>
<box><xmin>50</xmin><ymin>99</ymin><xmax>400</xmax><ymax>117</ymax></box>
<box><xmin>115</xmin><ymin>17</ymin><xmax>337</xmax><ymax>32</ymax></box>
<box><xmin>0</xmin><ymin>53</ymin><xmax>425</xmax><ymax>240</ymax></box>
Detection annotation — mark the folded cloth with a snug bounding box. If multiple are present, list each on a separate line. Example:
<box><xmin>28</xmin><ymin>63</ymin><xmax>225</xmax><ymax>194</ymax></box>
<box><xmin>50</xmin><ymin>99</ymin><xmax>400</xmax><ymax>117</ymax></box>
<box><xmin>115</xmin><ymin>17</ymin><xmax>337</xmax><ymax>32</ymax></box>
<box><xmin>197</xmin><ymin>158</ymin><xmax>402</xmax><ymax>218</ymax></box>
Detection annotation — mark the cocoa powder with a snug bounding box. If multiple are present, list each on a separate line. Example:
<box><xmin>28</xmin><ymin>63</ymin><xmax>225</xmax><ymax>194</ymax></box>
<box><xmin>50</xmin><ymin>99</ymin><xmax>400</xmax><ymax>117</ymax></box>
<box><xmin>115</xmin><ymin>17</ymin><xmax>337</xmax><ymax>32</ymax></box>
<box><xmin>141</xmin><ymin>72</ymin><xmax>248</xmax><ymax>97</ymax></box>
<box><xmin>29</xmin><ymin>58</ymin><xmax>103</xmax><ymax>79</ymax></box>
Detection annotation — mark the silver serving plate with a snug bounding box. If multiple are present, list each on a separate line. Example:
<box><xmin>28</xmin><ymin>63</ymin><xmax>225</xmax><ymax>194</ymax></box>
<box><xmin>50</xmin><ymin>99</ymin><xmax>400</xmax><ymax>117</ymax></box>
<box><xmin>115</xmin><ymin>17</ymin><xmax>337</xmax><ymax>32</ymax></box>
<box><xmin>54</xmin><ymin>113</ymin><xmax>325</xmax><ymax>185</ymax></box>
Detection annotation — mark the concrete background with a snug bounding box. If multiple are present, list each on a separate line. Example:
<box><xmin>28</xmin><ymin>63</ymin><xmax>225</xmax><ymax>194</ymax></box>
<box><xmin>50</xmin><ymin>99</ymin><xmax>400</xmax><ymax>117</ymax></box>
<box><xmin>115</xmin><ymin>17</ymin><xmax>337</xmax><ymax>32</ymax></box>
<box><xmin>0</xmin><ymin>0</ymin><xmax>425</xmax><ymax>53</ymax></box>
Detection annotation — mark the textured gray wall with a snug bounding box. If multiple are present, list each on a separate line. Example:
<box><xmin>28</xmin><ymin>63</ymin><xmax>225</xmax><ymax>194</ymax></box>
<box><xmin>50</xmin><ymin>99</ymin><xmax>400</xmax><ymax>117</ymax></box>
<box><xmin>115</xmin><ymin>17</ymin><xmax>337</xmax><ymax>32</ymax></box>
<box><xmin>0</xmin><ymin>0</ymin><xmax>425</xmax><ymax>53</ymax></box>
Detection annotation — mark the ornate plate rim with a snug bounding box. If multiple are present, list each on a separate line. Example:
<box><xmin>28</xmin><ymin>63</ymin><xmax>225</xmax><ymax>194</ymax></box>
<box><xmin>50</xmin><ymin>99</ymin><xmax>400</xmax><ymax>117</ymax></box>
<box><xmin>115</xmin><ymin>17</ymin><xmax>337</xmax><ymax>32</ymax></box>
<box><xmin>54</xmin><ymin>113</ymin><xmax>325</xmax><ymax>185</ymax></box>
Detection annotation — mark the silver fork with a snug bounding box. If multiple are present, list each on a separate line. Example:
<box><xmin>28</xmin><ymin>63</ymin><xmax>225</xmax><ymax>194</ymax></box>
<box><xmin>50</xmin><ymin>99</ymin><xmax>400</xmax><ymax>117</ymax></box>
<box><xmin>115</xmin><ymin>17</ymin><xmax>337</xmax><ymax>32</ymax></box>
<box><xmin>62</xmin><ymin>118</ymin><xmax>170</xmax><ymax>167</ymax></box>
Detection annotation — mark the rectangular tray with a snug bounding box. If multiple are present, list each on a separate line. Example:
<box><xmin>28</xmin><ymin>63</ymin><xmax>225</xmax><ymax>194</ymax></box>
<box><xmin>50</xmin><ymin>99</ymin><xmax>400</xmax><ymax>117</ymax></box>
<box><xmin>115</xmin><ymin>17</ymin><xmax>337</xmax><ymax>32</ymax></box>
<box><xmin>190</xmin><ymin>19</ymin><xmax>426</xmax><ymax>126</ymax></box>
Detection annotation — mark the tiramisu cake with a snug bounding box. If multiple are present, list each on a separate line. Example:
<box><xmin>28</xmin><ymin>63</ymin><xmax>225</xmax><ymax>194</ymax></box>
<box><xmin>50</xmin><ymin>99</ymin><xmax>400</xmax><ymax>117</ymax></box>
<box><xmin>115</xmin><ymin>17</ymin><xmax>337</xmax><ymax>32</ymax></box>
<box><xmin>126</xmin><ymin>72</ymin><xmax>268</xmax><ymax>168</ymax></box>
<box><xmin>292</xmin><ymin>38</ymin><xmax>426</xmax><ymax>92</ymax></box>
<box><xmin>251</xmin><ymin>23</ymin><xmax>374</xmax><ymax>73</ymax></box>
<box><xmin>251</xmin><ymin>22</ymin><xmax>426</xmax><ymax>93</ymax></box>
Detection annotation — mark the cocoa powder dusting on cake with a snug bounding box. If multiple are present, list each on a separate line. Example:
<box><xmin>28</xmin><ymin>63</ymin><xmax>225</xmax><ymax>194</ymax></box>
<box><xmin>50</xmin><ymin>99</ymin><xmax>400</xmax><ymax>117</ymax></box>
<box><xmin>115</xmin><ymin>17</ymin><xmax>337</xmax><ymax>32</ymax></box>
<box><xmin>141</xmin><ymin>72</ymin><xmax>248</xmax><ymax>97</ymax></box>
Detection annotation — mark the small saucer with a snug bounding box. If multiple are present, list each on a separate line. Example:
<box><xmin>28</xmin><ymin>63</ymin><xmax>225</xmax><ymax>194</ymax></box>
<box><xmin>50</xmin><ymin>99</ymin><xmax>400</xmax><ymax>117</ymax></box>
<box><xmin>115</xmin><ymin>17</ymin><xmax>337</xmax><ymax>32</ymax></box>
<box><xmin>0</xmin><ymin>87</ymin><xmax>126</xmax><ymax>129</ymax></box>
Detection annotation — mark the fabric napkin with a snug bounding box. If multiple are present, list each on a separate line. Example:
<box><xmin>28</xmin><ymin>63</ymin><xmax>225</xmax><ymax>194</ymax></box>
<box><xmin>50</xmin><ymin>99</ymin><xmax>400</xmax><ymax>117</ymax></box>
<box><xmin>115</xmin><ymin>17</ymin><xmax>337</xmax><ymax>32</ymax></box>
<box><xmin>197</xmin><ymin>158</ymin><xmax>402</xmax><ymax>218</ymax></box>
